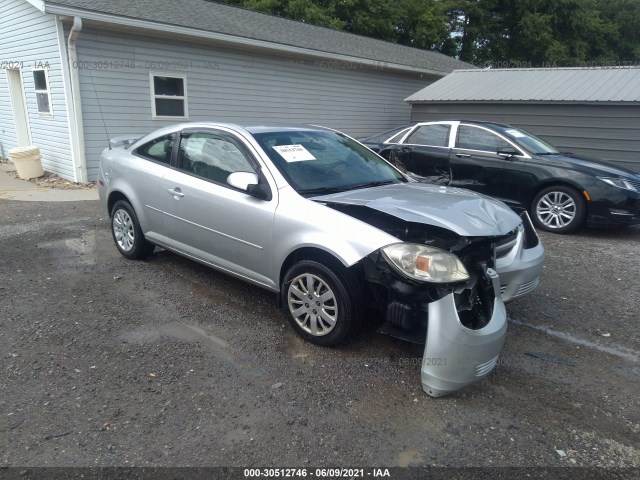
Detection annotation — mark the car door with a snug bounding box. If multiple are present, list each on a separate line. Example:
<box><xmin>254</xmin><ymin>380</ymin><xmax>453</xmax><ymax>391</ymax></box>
<box><xmin>449</xmin><ymin>124</ymin><xmax>518</xmax><ymax>202</ymax></box>
<box><xmin>161</xmin><ymin>128</ymin><xmax>278</xmax><ymax>289</ymax></box>
<box><xmin>391</xmin><ymin>123</ymin><xmax>452</xmax><ymax>183</ymax></box>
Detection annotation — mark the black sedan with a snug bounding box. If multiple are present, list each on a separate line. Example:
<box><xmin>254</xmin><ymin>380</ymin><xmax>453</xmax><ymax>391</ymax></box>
<box><xmin>361</xmin><ymin>121</ymin><xmax>640</xmax><ymax>233</ymax></box>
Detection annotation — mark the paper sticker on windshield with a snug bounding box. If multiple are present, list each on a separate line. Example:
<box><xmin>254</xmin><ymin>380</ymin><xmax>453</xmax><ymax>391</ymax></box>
<box><xmin>505</xmin><ymin>129</ymin><xmax>525</xmax><ymax>138</ymax></box>
<box><xmin>272</xmin><ymin>144</ymin><xmax>316</xmax><ymax>162</ymax></box>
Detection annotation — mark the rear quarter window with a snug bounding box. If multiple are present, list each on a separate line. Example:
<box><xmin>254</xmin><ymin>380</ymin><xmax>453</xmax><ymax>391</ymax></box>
<box><xmin>134</xmin><ymin>134</ymin><xmax>175</xmax><ymax>164</ymax></box>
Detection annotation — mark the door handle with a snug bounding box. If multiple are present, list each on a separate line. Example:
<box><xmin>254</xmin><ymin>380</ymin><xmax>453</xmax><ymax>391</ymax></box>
<box><xmin>167</xmin><ymin>188</ymin><xmax>184</xmax><ymax>197</ymax></box>
<box><xmin>455</xmin><ymin>153</ymin><xmax>471</xmax><ymax>158</ymax></box>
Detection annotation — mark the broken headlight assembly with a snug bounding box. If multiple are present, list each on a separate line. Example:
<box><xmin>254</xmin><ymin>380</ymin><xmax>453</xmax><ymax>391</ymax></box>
<box><xmin>381</xmin><ymin>243</ymin><xmax>470</xmax><ymax>283</ymax></box>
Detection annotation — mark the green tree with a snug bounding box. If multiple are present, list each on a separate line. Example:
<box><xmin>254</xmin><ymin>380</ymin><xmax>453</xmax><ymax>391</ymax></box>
<box><xmin>597</xmin><ymin>0</ymin><xmax>640</xmax><ymax>62</ymax></box>
<box><xmin>443</xmin><ymin>0</ymin><xmax>629</xmax><ymax>67</ymax></box>
<box><xmin>332</xmin><ymin>0</ymin><xmax>401</xmax><ymax>42</ymax></box>
<box><xmin>212</xmin><ymin>0</ymin><xmax>640</xmax><ymax>66</ymax></box>
<box><xmin>219</xmin><ymin>0</ymin><xmax>345</xmax><ymax>29</ymax></box>
<box><xmin>395</xmin><ymin>0</ymin><xmax>450</xmax><ymax>49</ymax></box>
<box><xmin>213</xmin><ymin>0</ymin><xmax>449</xmax><ymax>50</ymax></box>
<box><xmin>504</xmin><ymin>0</ymin><xmax>620</xmax><ymax>66</ymax></box>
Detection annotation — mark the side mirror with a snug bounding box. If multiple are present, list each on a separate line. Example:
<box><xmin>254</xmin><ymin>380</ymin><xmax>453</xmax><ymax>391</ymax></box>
<box><xmin>497</xmin><ymin>146</ymin><xmax>518</xmax><ymax>158</ymax></box>
<box><xmin>227</xmin><ymin>171</ymin><xmax>259</xmax><ymax>191</ymax></box>
<box><xmin>227</xmin><ymin>171</ymin><xmax>272</xmax><ymax>201</ymax></box>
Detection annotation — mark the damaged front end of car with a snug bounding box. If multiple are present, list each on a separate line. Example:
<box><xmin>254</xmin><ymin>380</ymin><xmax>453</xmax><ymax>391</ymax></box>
<box><xmin>360</xmin><ymin>227</ymin><xmax>507</xmax><ymax>397</ymax></box>
<box><xmin>313</xmin><ymin>183</ymin><xmax>544</xmax><ymax>396</ymax></box>
<box><xmin>322</xmin><ymin>203</ymin><xmax>531</xmax><ymax>396</ymax></box>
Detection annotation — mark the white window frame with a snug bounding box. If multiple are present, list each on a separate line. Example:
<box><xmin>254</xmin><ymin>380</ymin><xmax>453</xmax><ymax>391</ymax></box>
<box><xmin>149</xmin><ymin>72</ymin><xmax>188</xmax><ymax>120</ymax></box>
<box><xmin>32</xmin><ymin>67</ymin><xmax>53</xmax><ymax>116</ymax></box>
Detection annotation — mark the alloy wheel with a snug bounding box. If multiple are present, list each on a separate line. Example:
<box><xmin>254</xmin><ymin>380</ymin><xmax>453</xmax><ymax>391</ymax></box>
<box><xmin>287</xmin><ymin>273</ymin><xmax>338</xmax><ymax>336</ymax></box>
<box><xmin>536</xmin><ymin>191</ymin><xmax>577</xmax><ymax>229</ymax></box>
<box><xmin>112</xmin><ymin>208</ymin><xmax>135</xmax><ymax>252</ymax></box>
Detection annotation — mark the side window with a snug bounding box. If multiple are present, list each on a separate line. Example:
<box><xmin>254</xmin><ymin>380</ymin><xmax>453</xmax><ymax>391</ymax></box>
<box><xmin>150</xmin><ymin>73</ymin><xmax>187</xmax><ymax>118</ymax></box>
<box><xmin>177</xmin><ymin>133</ymin><xmax>255</xmax><ymax>184</ymax></box>
<box><xmin>135</xmin><ymin>134</ymin><xmax>175</xmax><ymax>164</ymax></box>
<box><xmin>33</xmin><ymin>69</ymin><xmax>51</xmax><ymax>115</ymax></box>
<box><xmin>387</xmin><ymin>127</ymin><xmax>412</xmax><ymax>144</ymax></box>
<box><xmin>456</xmin><ymin>125</ymin><xmax>510</xmax><ymax>152</ymax></box>
<box><xmin>406</xmin><ymin>124</ymin><xmax>450</xmax><ymax>147</ymax></box>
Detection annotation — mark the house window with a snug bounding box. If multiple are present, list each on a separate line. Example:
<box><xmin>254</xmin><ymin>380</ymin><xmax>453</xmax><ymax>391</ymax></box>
<box><xmin>33</xmin><ymin>69</ymin><xmax>51</xmax><ymax>114</ymax></box>
<box><xmin>150</xmin><ymin>73</ymin><xmax>187</xmax><ymax>119</ymax></box>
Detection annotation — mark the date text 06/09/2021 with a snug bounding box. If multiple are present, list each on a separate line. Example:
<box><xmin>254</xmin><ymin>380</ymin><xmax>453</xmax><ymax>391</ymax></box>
<box><xmin>243</xmin><ymin>468</ymin><xmax>392</xmax><ymax>478</ymax></box>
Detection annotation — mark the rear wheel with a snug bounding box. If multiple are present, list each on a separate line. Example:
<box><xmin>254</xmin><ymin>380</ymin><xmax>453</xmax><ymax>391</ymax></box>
<box><xmin>281</xmin><ymin>259</ymin><xmax>363</xmax><ymax>346</ymax></box>
<box><xmin>110</xmin><ymin>200</ymin><xmax>155</xmax><ymax>259</ymax></box>
<box><xmin>531</xmin><ymin>185</ymin><xmax>586</xmax><ymax>233</ymax></box>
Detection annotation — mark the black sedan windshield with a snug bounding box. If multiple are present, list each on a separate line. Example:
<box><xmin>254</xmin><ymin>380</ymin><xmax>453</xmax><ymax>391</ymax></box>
<box><xmin>253</xmin><ymin>130</ymin><xmax>407</xmax><ymax>195</ymax></box>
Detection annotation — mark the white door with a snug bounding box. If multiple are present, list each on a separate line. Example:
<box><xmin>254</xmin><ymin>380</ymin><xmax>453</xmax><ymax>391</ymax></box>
<box><xmin>6</xmin><ymin>69</ymin><xmax>31</xmax><ymax>147</ymax></box>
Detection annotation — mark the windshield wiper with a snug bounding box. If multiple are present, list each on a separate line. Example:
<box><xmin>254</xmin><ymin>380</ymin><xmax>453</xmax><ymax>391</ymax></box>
<box><xmin>536</xmin><ymin>152</ymin><xmax>561</xmax><ymax>155</ymax></box>
<box><xmin>301</xmin><ymin>186</ymin><xmax>348</xmax><ymax>196</ymax></box>
<box><xmin>303</xmin><ymin>180</ymin><xmax>398</xmax><ymax>196</ymax></box>
<box><xmin>348</xmin><ymin>180</ymin><xmax>398</xmax><ymax>190</ymax></box>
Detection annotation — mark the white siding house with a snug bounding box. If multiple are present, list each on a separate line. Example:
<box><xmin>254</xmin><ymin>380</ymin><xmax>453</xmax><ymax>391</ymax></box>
<box><xmin>1</xmin><ymin>0</ymin><xmax>469</xmax><ymax>182</ymax></box>
<box><xmin>0</xmin><ymin>0</ymin><xmax>75</xmax><ymax>178</ymax></box>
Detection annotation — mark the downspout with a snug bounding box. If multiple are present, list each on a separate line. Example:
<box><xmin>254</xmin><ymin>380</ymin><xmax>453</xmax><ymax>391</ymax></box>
<box><xmin>67</xmin><ymin>17</ymin><xmax>87</xmax><ymax>183</ymax></box>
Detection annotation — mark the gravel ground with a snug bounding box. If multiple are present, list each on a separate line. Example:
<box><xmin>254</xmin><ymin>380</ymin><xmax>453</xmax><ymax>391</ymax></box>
<box><xmin>0</xmin><ymin>200</ymin><xmax>638</xmax><ymax>474</ymax></box>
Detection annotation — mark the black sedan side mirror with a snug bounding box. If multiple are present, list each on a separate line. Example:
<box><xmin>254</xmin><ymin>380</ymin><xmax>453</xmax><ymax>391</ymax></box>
<box><xmin>497</xmin><ymin>146</ymin><xmax>519</xmax><ymax>158</ymax></box>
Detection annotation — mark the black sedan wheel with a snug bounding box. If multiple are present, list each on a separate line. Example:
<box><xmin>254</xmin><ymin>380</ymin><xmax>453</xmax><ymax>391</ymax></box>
<box><xmin>282</xmin><ymin>259</ymin><xmax>362</xmax><ymax>346</ymax></box>
<box><xmin>531</xmin><ymin>186</ymin><xmax>586</xmax><ymax>233</ymax></box>
<box><xmin>110</xmin><ymin>200</ymin><xmax>155</xmax><ymax>259</ymax></box>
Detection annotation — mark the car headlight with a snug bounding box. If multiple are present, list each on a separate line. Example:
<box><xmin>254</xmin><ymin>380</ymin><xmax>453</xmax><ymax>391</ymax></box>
<box><xmin>381</xmin><ymin>243</ymin><xmax>470</xmax><ymax>283</ymax></box>
<box><xmin>597</xmin><ymin>177</ymin><xmax>638</xmax><ymax>192</ymax></box>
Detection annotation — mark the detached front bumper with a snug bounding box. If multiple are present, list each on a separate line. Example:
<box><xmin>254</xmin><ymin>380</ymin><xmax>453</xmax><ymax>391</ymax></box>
<box><xmin>495</xmin><ymin>212</ymin><xmax>544</xmax><ymax>303</ymax></box>
<box><xmin>421</xmin><ymin>268</ymin><xmax>507</xmax><ymax>397</ymax></box>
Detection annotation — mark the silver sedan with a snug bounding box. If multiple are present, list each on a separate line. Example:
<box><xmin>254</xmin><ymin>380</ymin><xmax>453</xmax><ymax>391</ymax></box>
<box><xmin>98</xmin><ymin>123</ymin><xmax>544</xmax><ymax>396</ymax></box>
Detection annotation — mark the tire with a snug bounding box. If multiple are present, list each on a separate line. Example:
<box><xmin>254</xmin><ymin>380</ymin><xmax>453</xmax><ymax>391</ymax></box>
<box><xmin>281</xmin><ymin>259</ymin><xmax>363</xmax><ymax>346</ymax></box>
<box><xmin>110</xmin><ymin>200</ymin><xmax>155</xmax><ymax>259</ymax></box>
<box><xmin>530</xmin><ymin>185</ymin><xmax>586</xmax><ymax>233</ymax></box>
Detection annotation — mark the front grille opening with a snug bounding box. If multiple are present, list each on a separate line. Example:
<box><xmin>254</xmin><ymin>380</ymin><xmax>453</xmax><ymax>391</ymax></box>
<box><xmin>519</xmin><ymin>211</ymin><xmax>540</xmax><ymax>248</ymax></box>
<box><xmin>455</xmin><ymin>272</ymin><xmax>495</xmax><ymax>330</ymax></box>
<box><xmin>494</xmin><ymin>230</ymin><xmax>518</xmax><ymax>259</ymax></box>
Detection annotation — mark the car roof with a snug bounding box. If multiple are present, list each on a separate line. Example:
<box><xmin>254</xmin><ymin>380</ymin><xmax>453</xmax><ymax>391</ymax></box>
<box><xmin>161</xmin><ymin>121</ymin><xmax>331</xmax><ymax>133</ymax></box>
<box><xmin>242</xmin><ymin>124</ymin><xmax>332</xmax><ymax>134</ymax></box>
<box><xmin>129</xmin><ymin>122</ymin><xmax>336</xmax><ymax>151</ymax></box>
<box><xmin>447</xmin><ymin>120</ymin><xmax>514</xmax><ymax>129</ymax></box>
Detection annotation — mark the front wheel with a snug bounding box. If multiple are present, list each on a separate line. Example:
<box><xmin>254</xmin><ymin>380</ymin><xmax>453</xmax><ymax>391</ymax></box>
<box><xmin>110</xmin><ymin>200</ymin><xmax>155</xmax><ymax>259</ymax></box>
<box><xmin>281</xmin><ymin>259</ymin><xmax>363</xmax><ymax>346</ymax></box>
<box><xmin>531</xmin><ymin>185</ymin><xmax>586</xmax><ymax>233</ymax></box>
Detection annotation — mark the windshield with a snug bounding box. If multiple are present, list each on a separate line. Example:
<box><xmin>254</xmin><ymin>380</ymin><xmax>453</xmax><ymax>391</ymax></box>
<box><xmin>501</xmin><ymin>127</ymin><xmax>559</xmax><ymax>154</ymax></box>
<box><xmin>253</xmin><ymin>129</ymin><xmax>407</xmax><ymax>196</ymax></box>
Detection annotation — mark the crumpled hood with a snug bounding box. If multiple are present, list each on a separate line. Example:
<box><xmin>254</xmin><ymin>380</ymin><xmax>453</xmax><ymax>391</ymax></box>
<box><xmin>311</xmin><ymin>182</ymin><xmax>521</xmax><ymax>237</ymax></box>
